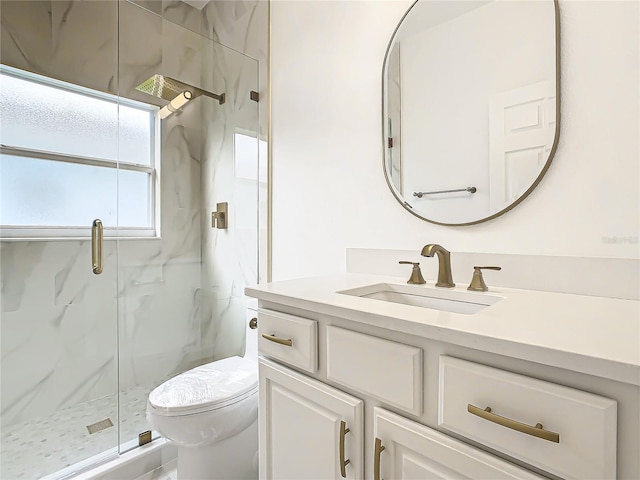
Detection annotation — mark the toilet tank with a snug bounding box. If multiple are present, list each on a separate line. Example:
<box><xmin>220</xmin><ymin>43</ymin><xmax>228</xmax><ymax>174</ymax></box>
<box><xmin>244</xmin><ymin>308</ymin><xmax>258</xmax><ymax>360</ymax></box>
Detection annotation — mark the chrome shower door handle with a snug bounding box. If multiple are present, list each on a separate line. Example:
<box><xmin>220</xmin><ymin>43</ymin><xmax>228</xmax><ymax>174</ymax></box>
<box><xmin>92</xmin><ymin>219</ymin><xmax>103</xmax><ymax>275</ymax></box>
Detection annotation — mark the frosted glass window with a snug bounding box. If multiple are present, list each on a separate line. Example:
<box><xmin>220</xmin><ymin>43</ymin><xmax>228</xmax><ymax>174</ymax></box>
<box><xmin>0</xmin><ymin>155</ymin><xmax>150</xmax><ymax>228</ymax></box>
<box><xmin>0</xmin><ymin>70</ymin><xmax>154</xmax><ymax>165</ymax></box>
<box><xmin>118</xmin><ymin>107</ymin><xmax>154</xmax><ymax>166</ymax></box>
<box><xmin>118</xmin><ymin>170</ymin><xmax>151</xmax><ymax>227</ymax></box>
<box><xmin>0</xmin><ymin>65</ymin><xmax>159</xmax><ymax>237</ymax></box>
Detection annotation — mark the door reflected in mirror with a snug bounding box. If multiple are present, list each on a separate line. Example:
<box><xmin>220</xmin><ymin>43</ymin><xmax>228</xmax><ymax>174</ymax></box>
<box><xmin>383</xmin><ymin>0</ymin><xmax>559</xmax><ymax>225</ymax></box>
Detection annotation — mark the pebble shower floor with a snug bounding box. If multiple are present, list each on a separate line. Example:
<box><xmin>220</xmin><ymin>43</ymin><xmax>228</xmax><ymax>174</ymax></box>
<box><xmin>1</xmin><ymin>384</ymin><xmax>154</xmax><ymax>480</ymax></box>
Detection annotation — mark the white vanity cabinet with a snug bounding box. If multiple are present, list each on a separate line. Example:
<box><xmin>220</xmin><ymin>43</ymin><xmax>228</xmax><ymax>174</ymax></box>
<box><xmin>259</xmin><ymin>357</ymin><xmax>364</xmax><ymax>479</ymax></box>
<box><xmin>249</xmin><ymin>276</ymin><xmax>638</xmax><ymax>480</ymax></box>
<box><xmin>255</xmin><ymin>308</ymin><xmax>579</xmax><ymax>479</ymax></box>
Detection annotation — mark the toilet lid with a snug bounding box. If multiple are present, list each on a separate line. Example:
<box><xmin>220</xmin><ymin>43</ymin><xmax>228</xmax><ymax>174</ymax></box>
<box><xmin>148</xmin><ymin>355</ymin><xmax>258</xmax><ymax>416</ymax></box>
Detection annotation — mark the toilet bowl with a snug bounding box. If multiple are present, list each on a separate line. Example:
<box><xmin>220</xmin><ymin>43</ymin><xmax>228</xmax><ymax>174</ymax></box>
<box><xmin>147</xmin><ymin>317</ymin><xmax>258</xmax><ymax>480</ymax></box>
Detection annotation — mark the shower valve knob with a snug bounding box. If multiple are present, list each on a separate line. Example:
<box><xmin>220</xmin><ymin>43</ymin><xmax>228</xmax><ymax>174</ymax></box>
<box><xmin>212</xmin><ymin>202</ymin><xmax>228</xmax><ymax>229</ymax></box>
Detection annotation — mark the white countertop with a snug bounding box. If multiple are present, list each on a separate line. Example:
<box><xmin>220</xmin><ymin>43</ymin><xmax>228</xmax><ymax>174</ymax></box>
<box><xmin>246</xmin><ymin>273</ymin><xmax>640</xmax><ymax>386</ymax></box>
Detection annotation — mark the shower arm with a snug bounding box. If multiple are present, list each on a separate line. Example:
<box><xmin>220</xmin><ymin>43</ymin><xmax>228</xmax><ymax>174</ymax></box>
<box><xmin>196</xmin><ymin>89</ymin><xmax>225</xmax><ymax>105</ymax></box>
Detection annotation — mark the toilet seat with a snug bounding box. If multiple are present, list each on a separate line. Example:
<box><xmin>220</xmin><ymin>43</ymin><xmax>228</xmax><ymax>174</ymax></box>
<box><xmin>148</xmin><ymin>355</ymin><xmax>258</xmax><ymax>417</ymax></box>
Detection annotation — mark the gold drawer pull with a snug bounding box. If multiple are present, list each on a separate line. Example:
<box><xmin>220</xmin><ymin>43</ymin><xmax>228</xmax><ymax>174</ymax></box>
<box><xmin>467</xmin><ymin>404</ymin><xmax>560</xmax><ymax>443</ymax></box>
<box><xmin>339</xmin><ymin>420</ymin><xmax>350</xmax><ymax>478</ymax></box>
<box><xmin>374</xmin><ymin>437</ymin><xmax>385</xmax><ymax>480</ymax></box>
<box><xmin>261</xmin><ymin>333</ymin><xmax>293</xmax><ymax>347</ymax></box>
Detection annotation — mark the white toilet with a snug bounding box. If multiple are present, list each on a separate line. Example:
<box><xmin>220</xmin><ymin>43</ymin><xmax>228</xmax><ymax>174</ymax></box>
<box><xmin>147</xmin><ymin>316</ymin><xmax>258</xmax><ymax>480</ymax></box>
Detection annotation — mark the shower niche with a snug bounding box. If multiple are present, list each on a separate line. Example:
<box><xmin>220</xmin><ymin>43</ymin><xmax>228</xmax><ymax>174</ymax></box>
<box><xmin>0</xmin><ymin>1</ymin><xmax>261</xmax><ymax>478</ymax></box>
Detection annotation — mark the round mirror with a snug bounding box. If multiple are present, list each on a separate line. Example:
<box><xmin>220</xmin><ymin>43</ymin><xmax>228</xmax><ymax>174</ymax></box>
<box><xmin>383</xmin><ymin>0</ymin><xmax>560</xmax><ymax>226</ymax></box>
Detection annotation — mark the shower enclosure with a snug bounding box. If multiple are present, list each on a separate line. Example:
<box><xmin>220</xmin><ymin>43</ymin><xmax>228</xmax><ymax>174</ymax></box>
<box><xmin>0</xmin><ymin>1</ymin><xmax>260</xmax><ymax>478</ymax></box>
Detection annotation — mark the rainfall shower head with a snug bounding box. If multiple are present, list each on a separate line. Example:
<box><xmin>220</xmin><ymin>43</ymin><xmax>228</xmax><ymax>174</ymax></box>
<box><xmin>135</xmin><ymin>74</ymin><xmax>225</xmax><ymax>118</ymax></box>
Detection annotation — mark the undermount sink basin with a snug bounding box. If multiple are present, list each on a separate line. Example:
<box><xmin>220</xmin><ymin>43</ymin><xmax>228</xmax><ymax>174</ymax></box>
<box><xmin>337</xmin><ymin>283</ymin><xmax>502</xmax><ymax>315</ymax></box>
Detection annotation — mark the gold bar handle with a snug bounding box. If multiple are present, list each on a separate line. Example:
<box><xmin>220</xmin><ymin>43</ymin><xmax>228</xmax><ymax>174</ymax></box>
<box><xmin>339</xmin><ymin>420</ymin><xmax>350</xmax><ymax>478</ymax></box>
<box><xmin>91</xmin><ymin>219</ymin><xmax>103</xmax><ymax>275</ymax></box>
<box><xmin>374</xmin><ymin>437</ymin><xmax>385</xmax><ymax>480</ymax></box>
<box><xmin>261</xmin><ymin>333</ymin><xmax>293</xmax><ymax>347</ymax></box>
<box><xmin>467</xmin><ymin>404</ymin><xmax>560</xmax><ymax>443</ymax></box>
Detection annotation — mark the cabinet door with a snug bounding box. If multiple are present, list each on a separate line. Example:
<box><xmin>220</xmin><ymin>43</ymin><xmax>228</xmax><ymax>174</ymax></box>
<box><xmin>373</xmin><ymin>407</ymin><xmax>545</xmax><ymax>479</ymax></box>
<box><xmin>259</xmin><ymin>358</ymin><xmax>363</xmax><ymax>480</ymax></box>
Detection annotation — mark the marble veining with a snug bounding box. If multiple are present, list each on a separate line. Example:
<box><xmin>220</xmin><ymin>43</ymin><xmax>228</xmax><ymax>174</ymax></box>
<box><xmin>0</xmin><ymin>1</ymin><xmax>53</xmax><ymax>76</ymax></box>
<box><xmin>53</xmin><ymin>242</ymin><xmax>118</xmax><ymax>307</ymax></box>
<box><xmin>119</xmin><ymin>1</ymin><xmax>163</xmax><ymax>107</ymax></box>
<box><xmin>163</xmin><ymin>1</ymin><xmax>205</xmax><ymax>40</ymax></box>
<box><xmin>50</xmin><ymin>1</ymin><xmax>118</xmax><ymax>94</ymax></box>
<box><xmin>1</xmin><ymin>299</ymin><xmax>118</xmax><ymax>426</ymax></box>
<box><xmin>0</xmin><ymin>242</ymin><xmax>47</xmax><ymax>312</ymax></box>
<box><xmin>1</xmin><ymin>0</ymin><xmax>265</xmax><ymax>476</ymax></box>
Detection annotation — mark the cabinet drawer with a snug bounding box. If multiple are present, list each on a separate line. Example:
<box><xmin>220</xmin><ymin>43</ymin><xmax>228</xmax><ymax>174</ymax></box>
<box><xmin>374</xmin><ymin>407</ymin><xmax>545</xmax><ymax>479</ymax></box>
<box><xmin>327</xmin><ymin>326</ymin><xmax>422</xmax><ymax>415</ymax></box>
<box><xmin>439</xmin><ymin>356</ymin><xmax>617</xmax><ymax>479</ymax></box>
<box><xmin>258</xmin><ymin>309</ymin><xmax>317</xmax><ymax>373</ymax></box>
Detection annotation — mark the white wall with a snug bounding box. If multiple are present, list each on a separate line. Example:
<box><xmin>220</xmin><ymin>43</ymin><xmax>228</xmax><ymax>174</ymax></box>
<box><xmin>270</xmin><ymin>0</ymin><xmax>639</xmax><ymax>281</ymax></box>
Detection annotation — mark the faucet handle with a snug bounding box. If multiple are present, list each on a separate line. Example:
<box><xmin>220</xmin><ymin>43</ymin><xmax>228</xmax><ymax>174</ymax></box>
<box><xmin>467</xmin><ymin>266</ymin><xmax>501</xmax><ymax>292</ymax></box>
<box><xmin>399</xmin><ymin>261</ymin><xmax>426</xmax><ymax>285</ymax></box>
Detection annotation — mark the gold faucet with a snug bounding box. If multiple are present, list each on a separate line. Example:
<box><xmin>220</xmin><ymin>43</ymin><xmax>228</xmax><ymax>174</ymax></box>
<box><xmin>421</xmin><ymin>244</ymin><xmax>455</xmax><ymax>288</ymax></box>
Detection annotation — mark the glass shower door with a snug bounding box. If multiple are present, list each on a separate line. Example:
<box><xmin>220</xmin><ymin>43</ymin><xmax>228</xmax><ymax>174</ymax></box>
<box><xmin>115</xmin><ymin>1</ymin><xmax>260</xmax><ymax>453</ymax></box>
<box><xmin>0</xmin><ymin>1</ymin><xmax>126</xmax><ymax>477</ymax></box>
<box><xmin>0</xmin><ymin>72</ymin><xmax>122</xmax><ymax>480</ymax></box>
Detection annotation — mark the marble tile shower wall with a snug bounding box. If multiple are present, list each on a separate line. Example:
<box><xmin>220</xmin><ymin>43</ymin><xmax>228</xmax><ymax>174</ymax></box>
<box><xmin>0</xmin><ymin>0</ymin><xmax>265</xmax><ymax>429</ymax></box>
<box><xmin>199</xmin><ymin>41</ymin><xmax>256</xmax><ymax>362</ymax></box>
<box><xmin>130</xmin><ymin>0</ymin><xmax>270</xmax><ymax>282</ymax></box>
